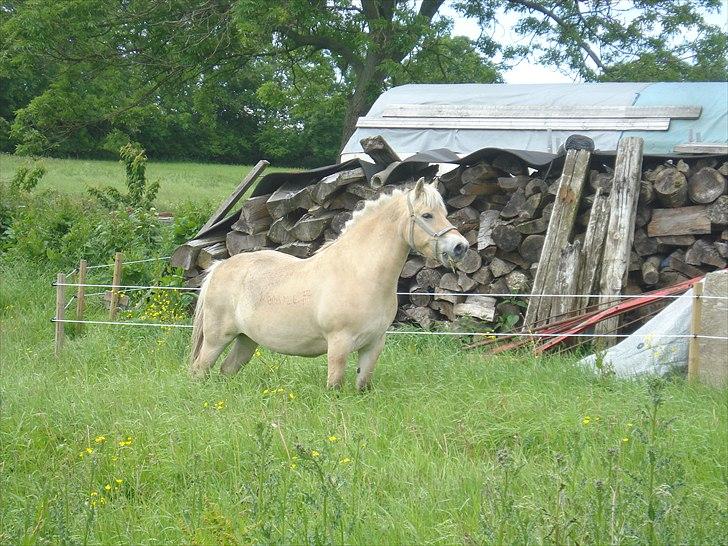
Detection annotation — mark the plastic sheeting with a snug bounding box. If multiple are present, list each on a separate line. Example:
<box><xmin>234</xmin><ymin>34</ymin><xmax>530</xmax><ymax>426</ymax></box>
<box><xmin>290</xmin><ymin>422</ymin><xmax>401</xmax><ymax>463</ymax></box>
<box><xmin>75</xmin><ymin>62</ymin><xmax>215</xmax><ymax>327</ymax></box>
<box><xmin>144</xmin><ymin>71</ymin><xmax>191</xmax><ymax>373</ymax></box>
<box><xmin>579</xmin><ymin>289</ymin><xmax>694</xmax><ymax>378</ymax></box>
<box><xmin>343</xmin><ymin>82</ymin><xmax>728</xmax><ymax>159</ymax></box>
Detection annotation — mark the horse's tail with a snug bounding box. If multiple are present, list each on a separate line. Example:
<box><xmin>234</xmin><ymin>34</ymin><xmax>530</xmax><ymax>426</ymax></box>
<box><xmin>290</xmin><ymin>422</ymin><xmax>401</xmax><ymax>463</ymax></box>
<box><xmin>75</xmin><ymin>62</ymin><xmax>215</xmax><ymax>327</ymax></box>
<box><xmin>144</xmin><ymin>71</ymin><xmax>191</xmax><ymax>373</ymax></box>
<box><xmin>189</xmin><ymin>261</ymin><xmax>222</xmax><ymax>366</ymax></box>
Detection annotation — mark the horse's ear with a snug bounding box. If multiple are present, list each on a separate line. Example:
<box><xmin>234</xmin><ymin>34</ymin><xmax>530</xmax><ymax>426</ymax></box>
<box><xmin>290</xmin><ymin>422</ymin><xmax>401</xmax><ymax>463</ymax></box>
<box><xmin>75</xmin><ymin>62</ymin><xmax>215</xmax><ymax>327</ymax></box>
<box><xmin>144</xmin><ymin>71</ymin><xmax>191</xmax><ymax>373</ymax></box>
<box><xmin>414</xmin><ymin>177</ymin><xmax>425</xmax><ymax>197</ymax></box>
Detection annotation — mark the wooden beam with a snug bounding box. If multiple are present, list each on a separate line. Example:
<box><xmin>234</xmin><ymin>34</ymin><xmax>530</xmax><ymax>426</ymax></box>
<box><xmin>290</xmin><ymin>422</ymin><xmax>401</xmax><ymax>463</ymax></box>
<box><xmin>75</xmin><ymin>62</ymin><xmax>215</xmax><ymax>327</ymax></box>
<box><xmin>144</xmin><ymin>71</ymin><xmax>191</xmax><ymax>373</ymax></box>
<box><xmin>594</xmin><ymin>137</ymin><xmax>644</xmax><ymax>343</ymax></box>
<box><xmin>523</xmin><ymin>148</ymin><xmax>591</xmax><ymax>329</ymax></box>
<box><xmin>674</xmin><ymin>143</ymin><xmax>728</xmax><ymax>154</ymax></box>
<box><xmin>196</xmin><ymin>160</ymin><xmax>269</xmax><ymax>237</ymax></box>
<box><xmin>575</xmin><ymin>187</ymin><xmax>610</xmax><ymax>314</ymax></box>
<box><xmin>380</xmin><ymin>104</ymin><xmax>702</xmax><ymax>119</ymax></box>
<box><xmin>356</xmin><ymin>117</ymin><xmax>670</xmax><ymax>131</ymax></box>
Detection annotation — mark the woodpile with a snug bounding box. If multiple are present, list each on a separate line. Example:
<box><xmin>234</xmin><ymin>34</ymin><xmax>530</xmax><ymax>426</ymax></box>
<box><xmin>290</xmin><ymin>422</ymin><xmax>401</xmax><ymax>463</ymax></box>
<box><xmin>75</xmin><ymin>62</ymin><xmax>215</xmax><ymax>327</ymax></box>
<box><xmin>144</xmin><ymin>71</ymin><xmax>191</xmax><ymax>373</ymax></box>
<box><xmin>172</xmin><ymin>138</ymin><xmax>728</xmax><ymax>332</ymax></box>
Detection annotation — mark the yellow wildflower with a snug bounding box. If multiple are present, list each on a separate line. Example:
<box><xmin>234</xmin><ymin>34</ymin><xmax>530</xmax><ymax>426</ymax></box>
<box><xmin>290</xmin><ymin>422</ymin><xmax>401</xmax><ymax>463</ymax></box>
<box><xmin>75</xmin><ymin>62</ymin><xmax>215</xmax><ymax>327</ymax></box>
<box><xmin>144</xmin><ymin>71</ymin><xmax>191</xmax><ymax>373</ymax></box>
<box><xmin>339</xmin><ymin>458</ymin><xmax>351</xmax><ymax>465</ymax></box>
<box><xmin>327</xmin><ymin>435</ymin><xmax>338</xmax><ymax>443</ymax></box>
<box><xmin>94</xmin><ymin>435</ymin><xmax>106</xmax><ymax>444</ymax></box>
<box><xmin>115</xmin><ymin>478</ymin><xmax>123</xmax><ymax>485</ymax></box>
<box><xmin>311</xmin><ymin>450</ymin><xmax>320</xmax><ymax>458</ymax></box>
<box><xmin>104</xmin><ymin>484</ymin><xmax>112</xmax><ymax>492</ymax></box>
<box><xmin>288</xmin><ymin>392</ymin><xmax>296</xmax><ymax>400</ymax></box>
<box><xmin>85</xmin><ymin>447</ymin><xmax>94</xmax><ymax>454</ymax></box>
<box><xmin>622</xmin><ymin>437</ymin><xmax>629</xmax><ymax>443</ymax></box>
<box><xmin>289</xmin><ymin>462</ymin><xmax>297</xmax><ymax>470</ymax></box>
<box><xmin>582</xmin><ymin>416</ymin><xmax>591</xmax><ymax>425</ymax></box>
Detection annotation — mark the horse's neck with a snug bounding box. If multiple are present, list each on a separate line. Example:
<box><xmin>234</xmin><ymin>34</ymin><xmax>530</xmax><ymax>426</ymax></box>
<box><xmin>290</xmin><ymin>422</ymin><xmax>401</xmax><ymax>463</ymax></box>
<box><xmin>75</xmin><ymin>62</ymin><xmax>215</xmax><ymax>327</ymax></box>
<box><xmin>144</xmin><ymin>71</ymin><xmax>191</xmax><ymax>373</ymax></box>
<box><xmin>321</xmin><ymin>195</ymin><xmax>410</xmax><ymax>287</ymax></box>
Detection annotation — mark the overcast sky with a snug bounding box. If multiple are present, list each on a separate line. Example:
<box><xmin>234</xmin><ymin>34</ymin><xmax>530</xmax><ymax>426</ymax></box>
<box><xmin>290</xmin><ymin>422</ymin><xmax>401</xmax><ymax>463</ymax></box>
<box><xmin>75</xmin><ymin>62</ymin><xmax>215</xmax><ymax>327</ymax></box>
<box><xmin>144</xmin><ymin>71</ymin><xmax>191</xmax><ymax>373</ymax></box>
<box><xmin>440</xmin><ymin>1</ymin><xmax>728</xmax><ymax>84</ymax></box>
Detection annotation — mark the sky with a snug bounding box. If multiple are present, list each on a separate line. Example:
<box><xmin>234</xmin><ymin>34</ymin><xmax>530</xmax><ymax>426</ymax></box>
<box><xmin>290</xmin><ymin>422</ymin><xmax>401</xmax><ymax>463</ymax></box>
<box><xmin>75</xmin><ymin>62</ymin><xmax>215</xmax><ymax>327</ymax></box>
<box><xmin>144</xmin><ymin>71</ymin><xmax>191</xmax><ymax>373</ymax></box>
<box><xmin>440</xmin><ymin>1</ymin><xmax>728</xmax><ymax>84</ymax></box>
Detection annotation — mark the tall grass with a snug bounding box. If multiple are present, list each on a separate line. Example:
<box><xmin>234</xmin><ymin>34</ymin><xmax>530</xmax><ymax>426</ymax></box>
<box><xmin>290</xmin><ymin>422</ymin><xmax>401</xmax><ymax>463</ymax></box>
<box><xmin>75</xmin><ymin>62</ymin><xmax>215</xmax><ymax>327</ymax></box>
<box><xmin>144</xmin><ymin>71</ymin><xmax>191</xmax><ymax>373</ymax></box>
<box><xmin>1</xmin><ymin>261</ymin><xmax>726</xmax><ymax>544</ymax></box>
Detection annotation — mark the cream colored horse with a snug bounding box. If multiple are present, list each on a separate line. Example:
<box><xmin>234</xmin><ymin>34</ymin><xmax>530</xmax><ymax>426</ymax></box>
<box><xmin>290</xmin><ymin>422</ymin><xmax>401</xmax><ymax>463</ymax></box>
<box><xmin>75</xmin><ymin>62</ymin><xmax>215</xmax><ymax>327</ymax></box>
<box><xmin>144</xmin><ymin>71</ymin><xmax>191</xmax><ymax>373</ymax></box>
<box><xmin>188</xmin><ymin>178</ymin><xmax>468</xmax><ymax>389</ymax></box>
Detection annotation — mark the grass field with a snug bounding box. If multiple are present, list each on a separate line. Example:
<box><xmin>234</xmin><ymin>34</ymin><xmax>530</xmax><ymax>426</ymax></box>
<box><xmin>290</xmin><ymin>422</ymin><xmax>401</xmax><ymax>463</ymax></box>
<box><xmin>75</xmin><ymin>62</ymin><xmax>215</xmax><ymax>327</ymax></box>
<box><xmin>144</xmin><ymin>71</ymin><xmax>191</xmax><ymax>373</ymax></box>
<box><xmin>0</xmin><ymin>154</ymin><xmax>295</xmax><ymax>208</ymax></box>
<box><xmin>1</xmin><ymin>155</ymin><xmax>727</xmax><ymax>544</ymax></box>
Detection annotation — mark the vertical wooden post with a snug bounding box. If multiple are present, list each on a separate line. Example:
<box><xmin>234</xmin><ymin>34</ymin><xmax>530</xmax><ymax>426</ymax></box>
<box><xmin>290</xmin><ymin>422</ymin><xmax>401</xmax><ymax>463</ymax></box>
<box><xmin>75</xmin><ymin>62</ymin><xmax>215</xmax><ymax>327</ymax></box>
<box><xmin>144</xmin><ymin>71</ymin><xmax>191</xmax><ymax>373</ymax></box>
<box><xmin>687</xmin><ymin>281</ymin><xmax>703</xmax><ymax>382</ymax></box>
<box><xmin>109</xmin><ymin>252</ymin><xmax>123</xmax><ymax>320</ymax></box>
<box><xmin>594</xmin><ymin>137</ymin><xmax>644</xmax><ymax>345</ymax></box>
<box><xmin>55</xmin><ymin>272</ymin><xmax>66</xmax><ymax>356</ymax></box>
<box><xmin>75</xmin><ymin>259</ymin><xmax>87</xmax><ymax>333</ymax></box>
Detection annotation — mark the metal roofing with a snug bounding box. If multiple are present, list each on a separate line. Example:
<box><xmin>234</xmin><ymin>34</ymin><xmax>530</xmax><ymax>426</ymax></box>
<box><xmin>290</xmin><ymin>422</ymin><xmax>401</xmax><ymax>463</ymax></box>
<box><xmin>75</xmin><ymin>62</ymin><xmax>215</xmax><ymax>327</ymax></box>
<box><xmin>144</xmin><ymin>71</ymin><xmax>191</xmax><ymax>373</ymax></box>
<box><xmin>342</xmin><ymin>82</ymin><xmax>728</xmax><ymax>160</ymax></box>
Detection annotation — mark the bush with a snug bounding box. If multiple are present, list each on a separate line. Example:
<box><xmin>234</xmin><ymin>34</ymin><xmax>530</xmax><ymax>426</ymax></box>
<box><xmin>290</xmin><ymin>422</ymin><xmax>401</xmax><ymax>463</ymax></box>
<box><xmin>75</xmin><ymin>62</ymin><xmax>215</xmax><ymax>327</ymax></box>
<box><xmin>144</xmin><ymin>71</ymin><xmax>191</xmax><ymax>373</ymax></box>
<box><xmin>10</xmin><ymin>162</ymin><xmax>46</xmax><ymax>193</ymax></box>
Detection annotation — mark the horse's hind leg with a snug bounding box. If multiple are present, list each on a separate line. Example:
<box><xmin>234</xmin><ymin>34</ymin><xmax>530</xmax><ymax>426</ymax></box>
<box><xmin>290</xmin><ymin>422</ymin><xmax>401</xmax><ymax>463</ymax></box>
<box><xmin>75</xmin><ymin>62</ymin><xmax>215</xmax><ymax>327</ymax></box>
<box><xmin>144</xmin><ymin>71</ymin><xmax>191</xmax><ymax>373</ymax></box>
<box><xmin>220</xmin><ymin>335</ymin><xmax>258</xmax><ymax>376</ymax></box>
<box><xmin>355</xmin><ymin>335</ymin><xmax>386</xmax><ymax>391</ymax></box>
<box><xmin>189</xmin><ymin>331</ymin><xmax>236</xmax><ymax>379</ymax></box>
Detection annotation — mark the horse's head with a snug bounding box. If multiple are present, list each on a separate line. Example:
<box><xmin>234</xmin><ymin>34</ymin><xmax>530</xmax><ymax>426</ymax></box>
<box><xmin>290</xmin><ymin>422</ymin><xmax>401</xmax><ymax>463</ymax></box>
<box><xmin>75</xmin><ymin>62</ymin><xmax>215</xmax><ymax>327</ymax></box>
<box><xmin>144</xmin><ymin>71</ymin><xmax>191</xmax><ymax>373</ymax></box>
<box><xmin>406</xmin><ymin>178</ymin><xmax>469</xmax><ymax>266</ymax></box>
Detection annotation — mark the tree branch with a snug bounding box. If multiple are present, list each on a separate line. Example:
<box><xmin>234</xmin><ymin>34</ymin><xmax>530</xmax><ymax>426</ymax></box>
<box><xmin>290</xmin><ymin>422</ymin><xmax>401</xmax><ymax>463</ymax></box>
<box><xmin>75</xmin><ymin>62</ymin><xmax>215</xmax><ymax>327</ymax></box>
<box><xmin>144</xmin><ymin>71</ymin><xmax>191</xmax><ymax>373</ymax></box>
<box><xmin>506</xmin><ymin>0</ymin><xmax>605</xmax><ymax>70</ymax></box>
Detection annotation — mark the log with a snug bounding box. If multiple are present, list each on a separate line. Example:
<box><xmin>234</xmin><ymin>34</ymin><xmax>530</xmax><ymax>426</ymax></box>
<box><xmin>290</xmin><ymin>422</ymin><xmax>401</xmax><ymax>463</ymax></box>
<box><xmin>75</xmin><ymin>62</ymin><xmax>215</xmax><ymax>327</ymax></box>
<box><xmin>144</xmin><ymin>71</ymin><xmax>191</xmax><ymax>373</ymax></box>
<box><xmin>492</xmin><ymin>224</ymin><xmax>522</xmax><ymax>252</ymax></box>
<box><xmin>454</xmin><ymin>296</ymin><xmax>496</xmax><ymax>322</ymax></box>
<box><xmin>641</xmin><ymin>256</ymin><xmax>662</xmax><ymax>285</ymax></box>
<box><xmin>497</xmin><ymin>175</ymin><xmax>530</xmax><ymax>192</ymax></box>
<box><xmin>633</xmin><ymin>227</ymin><xmax>659</xmax><ymax>256</ymax></box>
<box><xmin>500</xmin><ymin>189</ymin><xmax>527</xmax><ymax>219</ymax></box>
<box><xmin>171</xmin><ymin>234</ymin><xmax>227</xmax><ymax>270</ymax></box>
<box><xmin>589</xmin><ymin>170</ymin><xmax>613</xmax><ymax>193</ymax></box>
<box><xmin>629</xmin><ymin>251</ymin><xmax>643</xmax><ymax>272</ymax></box>
<box><xmin>472</xmin><ymin>266</ymin><xmax>493</xmax><ymax>286</ymax></box>
<box><xmin>664</xmin><ymin>253</ymin><xmax>706</xmax><ymax>279</ymax></box>
<box><xmin>404</xmin><ymin>306</ymin><xmax>437</xmax><ymax>329</ymax></box>
<box><xmin>447</xmin><ymin>193</ymin><xmax>478</xmax><ymax>209</ymax></box>
<box><xmin>688</xmin><ymin>167</ymin><xmax>726</xmax><ymax>204</ymax></box>
<box><xmin>311</xmin><ymin>168</ymin><xmax>366</xmax><ymax>204</ymax></box>
<box><xmin>477</xmin><ymin>210</ymin><xmax>501</xmax><ymax>250</ymax></box>
<box><xmin>514</xmin><ymin>216</ymin><xmax>548</xmax><ymax>235</ymax></box>
<box><xmin>227</xmin><ymin>232</ymin><xmax>268</xmax><ymax>255</ymax></box>
<box><xmin>231</xmin><ymin>194</ymin><xmax>273</xmax><ymax>234</ymax></box>
<box><xmin>431</xmin><ymin>301</ymin><xmax>456</xmax><ymax>322</ymax></box>
<box><xmin>267</xmin><ymin>182</ymin><xmax>314</xmax><ymax>219</ymax></box>
<box><xmin>456</xmin><ymin>249</ymin><xmax>482</xmax><ymax>274</ymax></box>
<box><xmin>552</xmin><ymin>241</ymin><xmax>582</xmax><ymax>319</ymax></box>
<box><xmin>715</xmin><ymin>241</ymin><xmax>728</xmax><ymax>259</ymax></box>
<box><xmin>291</xmin><ymin>211</ymin><xmax>336</xmax><ymax>242</ymax></box>
<box><xmin>461</xmin><ymin>162</ymin><xmax>502</xmax><ymax>184</ymax></box>
<box><xmin>458</xmin><ymin>272</ymin><xmax>477</xmax><ymax>292</ymax></box>
<box><xmin>196</xmin><ymin>160</ymin><xmax>269</xmax><ymax>236</ymax></box>
<box><xmin>490</xmin><ymin>256</ymin><xmax>517</xmax><ymax>278</ymax></box>
<box><xmin>330</xmin><ymin>211</ymin><xmax>352</xmax><ymax>234</ymax></box>
<box><xmin>277</xmin><ymin>241</ymin><xmax>315</xmax><ymax>258</ymax></box>
<box><xmin>525</xmin><ymin>178</ymin><xmax>548</xmax><ymax>197</ymax></box>
<box><xmin>439</xmin><ymin>272</ymin><xmax>461</xmax><ymax>292</ymax></box>
<box><xmin>524</xmin><ymin>148</ymin><xmax>591</xmax><ymax>328</ymax></box>
<box><xmin>439</xmin><ymin>167</ymin><xmax>463</xmax><ymax>193</ymax></box>
<box><xmin>347</xmin><ymin>183</ymin><xmax>378</xmax><ymax>200</ymax></box>
<box><xmin>496</xmin><ymin>250</ymin><xmax>530</xmax><ymax>270</ymax></box>
<box><xmin>196</xmin><ymin>242</ymin><xmax>229</xmax><ymax>269</ymax></box>
<box><xmin>574</xmin><ymin>187</ymin><xmax>610</xmax><ymax>313</ymax></box>
<box><xmin>685</xmin><ymin>239</ymin><xmax>727</xmax><ymax>268</ymax></box>
<box><xmin>519</xmin><ymin>234</ymin><xmax>545</xmax><ymax>263</ymax></box>
<box><xmin>434</xmin><ymin>290</ymin><xmax>464</xmax><ymax>305</ymax></box>
<box><xmin>401</xmin><ymin>257</ymin><xmax>425</xmax><ymax>278</ymax></box>
<box><xmin>707</xmin><ymin>195</ymin><xmax>728</xmax><ymax>226</ymax></box>
<box><xmin>655</xmin><ymin>235</ymin><xmax>696</xmax><ymax>247</ymax></box>
<box><xmin>460</xmin><ymin>180</ymin><xmax>500</xmax><ymax>196</ymax></box>
<box><xmin>360</xmin><ymin>136</ymin><xmax>400</xmax><ymax>166</ymax></box>
<box><xmin>653</xmin><ymin>168</ymin><xmax>688</xmax><ymax>208</ymax></box>
<box><xmin>505</xmin><ymin>270</ymin><xmax>530</xmax><ymax>293</ymax></box>
<box><xmin>268</xmin><ymin>216</ymin><xmax>297</xmax><ymax>244</ymax></box>
<box><xmin>634</xmin><ymin>206</ymin><xmax>652</xmax><ymax>228</ymax></box>
<box><xmin>416</xmin><ymin>268</ymin><xmax>443</xmax><ymax>289</ymax></box>
<box><xmin>639</xmin><ymin>180</ymin><xmax>654</xmax><ymax>205</ymax></box>
<box><xmin>647</xmin><ymin>206</ymin><xmax>711</xmax><ymax>237</ymax></box>
<box><xmin>329</xmin><ymin>191</ymin><xmax>361</xmax><ymax>211</ymax></box>
<box><xmin>409</xmin><ymin>284</ymin><xmax>432</xmax><ymax>307</ymax></box>
<box><xmin>595</xmin><ymin>137</ymin><xmax>644</xmax><ymax>342</ymax></box>
<box><xmin>448</xmin><ymin>207</ymin><xmax>480</xmax><ymax>232</ymax></box>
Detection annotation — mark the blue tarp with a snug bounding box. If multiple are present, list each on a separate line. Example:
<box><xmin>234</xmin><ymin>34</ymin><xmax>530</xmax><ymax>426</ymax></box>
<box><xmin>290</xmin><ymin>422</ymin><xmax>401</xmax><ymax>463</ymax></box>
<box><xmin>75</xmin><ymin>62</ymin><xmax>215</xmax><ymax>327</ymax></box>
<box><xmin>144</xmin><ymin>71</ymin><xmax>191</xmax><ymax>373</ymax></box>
<box><xmin>342</xmin><ymin>82</ymin><xmax>728</xmax><ymax>159</ymax></box>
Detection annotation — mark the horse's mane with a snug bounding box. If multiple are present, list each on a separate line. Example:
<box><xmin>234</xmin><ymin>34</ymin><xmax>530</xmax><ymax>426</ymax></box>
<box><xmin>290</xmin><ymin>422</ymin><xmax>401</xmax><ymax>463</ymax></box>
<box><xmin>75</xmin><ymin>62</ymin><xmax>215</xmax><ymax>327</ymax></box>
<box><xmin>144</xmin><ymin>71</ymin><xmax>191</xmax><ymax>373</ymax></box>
<box><xmin>316</xmin><ymin>181</ymin><xmax>444</xmax><ymax>254</ymax></box>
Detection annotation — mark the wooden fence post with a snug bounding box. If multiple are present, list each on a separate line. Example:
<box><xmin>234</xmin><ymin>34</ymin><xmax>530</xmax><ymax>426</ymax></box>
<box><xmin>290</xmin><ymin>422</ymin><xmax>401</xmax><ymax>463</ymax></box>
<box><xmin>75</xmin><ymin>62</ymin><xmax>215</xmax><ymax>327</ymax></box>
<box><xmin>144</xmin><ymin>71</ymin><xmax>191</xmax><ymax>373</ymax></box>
<box><xmin>76</xmin><ymin>259</ymin><xmax>87</xmax><ymax>332</ymax></box>
<box><xmin>687</xmin><ymin>281</ymin><xmax>703</xmax><ymax>382</ymax></box>
<box><xmin>109</xmin><ymin>252</ymin><xmax>123</xmax><ymax>320</ymax></box>
<box><xmin>55</xmin><ymin>272</ymin><xmax>65</xmax><ymax>356</ymax></box>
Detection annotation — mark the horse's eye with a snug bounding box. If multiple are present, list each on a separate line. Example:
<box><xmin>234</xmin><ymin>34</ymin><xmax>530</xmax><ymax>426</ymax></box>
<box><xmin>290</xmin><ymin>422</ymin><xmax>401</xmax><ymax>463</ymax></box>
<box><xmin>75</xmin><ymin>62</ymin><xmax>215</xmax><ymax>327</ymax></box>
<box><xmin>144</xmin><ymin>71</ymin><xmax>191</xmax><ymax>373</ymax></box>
<box><xmin>421</xmin><ymin>212</ymin><xmax>433</xmax><ymax>220</ymax></box>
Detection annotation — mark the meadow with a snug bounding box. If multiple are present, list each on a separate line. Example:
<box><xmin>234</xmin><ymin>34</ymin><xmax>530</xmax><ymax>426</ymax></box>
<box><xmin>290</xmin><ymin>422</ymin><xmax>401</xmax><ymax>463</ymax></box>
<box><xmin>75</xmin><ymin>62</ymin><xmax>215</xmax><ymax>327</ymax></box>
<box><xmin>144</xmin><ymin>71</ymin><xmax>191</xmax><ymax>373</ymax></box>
<box><xmin>1</xmin><ymin>155</ymin><xmax>727</xmax><ymax>545</ymax></box>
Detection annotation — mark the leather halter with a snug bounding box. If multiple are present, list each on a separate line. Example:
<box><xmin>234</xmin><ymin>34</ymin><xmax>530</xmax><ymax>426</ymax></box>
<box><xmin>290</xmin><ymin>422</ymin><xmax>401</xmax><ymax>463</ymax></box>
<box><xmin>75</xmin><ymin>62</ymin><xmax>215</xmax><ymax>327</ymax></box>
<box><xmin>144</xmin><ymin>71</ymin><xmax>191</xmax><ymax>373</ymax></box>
<box><xmin>406</xmin><ymin>190</ymin><xmax>458</xmax><ymax>258</ymax></box>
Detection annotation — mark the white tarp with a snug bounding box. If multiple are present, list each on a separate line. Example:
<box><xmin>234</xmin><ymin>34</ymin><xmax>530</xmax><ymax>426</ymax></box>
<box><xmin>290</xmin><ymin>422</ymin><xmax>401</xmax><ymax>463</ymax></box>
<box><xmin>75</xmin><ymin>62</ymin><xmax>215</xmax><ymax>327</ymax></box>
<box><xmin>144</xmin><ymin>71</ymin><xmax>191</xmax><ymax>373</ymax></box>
<box><xmin>579</xmin><ymin>288</ymin><xmax>694</xmax><ymax>378</ymax></box>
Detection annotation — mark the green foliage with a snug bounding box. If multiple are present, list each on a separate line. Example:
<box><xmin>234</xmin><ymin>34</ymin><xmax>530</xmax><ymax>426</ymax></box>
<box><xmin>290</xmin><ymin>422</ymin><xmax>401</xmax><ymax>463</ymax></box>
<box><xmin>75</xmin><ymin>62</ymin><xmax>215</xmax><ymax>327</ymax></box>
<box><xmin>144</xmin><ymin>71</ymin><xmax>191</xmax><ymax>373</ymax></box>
<box><xmin>10</xmin><ymin>161</ymin><xmax>45</xmax><ymax>192</ymax></box>
<box><xmin>88</xmin><ymin>143</ymin><xmax>159</xmax><ymax>210</ymax></box>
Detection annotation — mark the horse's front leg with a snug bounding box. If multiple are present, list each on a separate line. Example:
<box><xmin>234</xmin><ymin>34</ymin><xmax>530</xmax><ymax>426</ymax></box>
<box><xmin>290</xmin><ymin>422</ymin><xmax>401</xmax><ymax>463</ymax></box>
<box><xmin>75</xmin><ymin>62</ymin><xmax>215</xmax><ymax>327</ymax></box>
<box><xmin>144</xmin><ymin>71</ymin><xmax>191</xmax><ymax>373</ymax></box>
<box><xmin>355</xmin><ymin>335</ymin><xmax>386</xmax><ymax>391</ymax></box>
<box><xmin>326</xmin><ymin>334</ymin><xmax>353</xmax><ymax>389</ymax></box>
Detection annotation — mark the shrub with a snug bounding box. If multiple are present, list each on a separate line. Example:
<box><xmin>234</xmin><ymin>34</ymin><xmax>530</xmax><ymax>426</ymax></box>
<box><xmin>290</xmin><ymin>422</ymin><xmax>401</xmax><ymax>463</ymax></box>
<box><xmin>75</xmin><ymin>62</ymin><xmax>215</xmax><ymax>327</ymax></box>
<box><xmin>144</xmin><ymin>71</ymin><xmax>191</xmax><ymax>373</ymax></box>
<box><xmin>10</xmin><ymin>162</ymin><xmax>46</xmax><ymax>193</ymax></box>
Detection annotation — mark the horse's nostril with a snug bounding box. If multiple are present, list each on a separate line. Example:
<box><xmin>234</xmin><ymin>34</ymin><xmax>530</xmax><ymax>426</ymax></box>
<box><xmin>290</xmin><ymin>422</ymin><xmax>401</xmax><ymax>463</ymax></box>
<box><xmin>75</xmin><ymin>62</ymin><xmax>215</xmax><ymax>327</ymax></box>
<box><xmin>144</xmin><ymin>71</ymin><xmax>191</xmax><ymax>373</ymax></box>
<box><xmin>454</xmin><ymin>243</ymin><xmax>466</xmax><ymax>256</ymax></box>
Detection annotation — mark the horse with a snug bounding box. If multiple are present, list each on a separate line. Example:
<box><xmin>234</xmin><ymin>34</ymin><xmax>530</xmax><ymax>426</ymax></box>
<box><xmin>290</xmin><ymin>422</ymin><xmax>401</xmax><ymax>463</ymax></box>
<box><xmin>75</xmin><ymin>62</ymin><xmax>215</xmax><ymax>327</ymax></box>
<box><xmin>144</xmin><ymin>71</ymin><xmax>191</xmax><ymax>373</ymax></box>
<box><xmin>188</xmin><ymin>177</ymin><xmax>469</xmax><ymax>389</ymax></box>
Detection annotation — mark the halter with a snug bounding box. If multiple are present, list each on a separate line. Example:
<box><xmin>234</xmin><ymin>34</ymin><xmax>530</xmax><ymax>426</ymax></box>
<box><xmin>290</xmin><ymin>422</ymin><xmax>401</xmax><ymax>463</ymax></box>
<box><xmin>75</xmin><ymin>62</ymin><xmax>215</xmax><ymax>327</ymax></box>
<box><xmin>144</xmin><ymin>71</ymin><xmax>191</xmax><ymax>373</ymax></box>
<box><xmin>406</xmin><ymin>190</ymin><xmax>458</xmax><ymax>258</ymax></box>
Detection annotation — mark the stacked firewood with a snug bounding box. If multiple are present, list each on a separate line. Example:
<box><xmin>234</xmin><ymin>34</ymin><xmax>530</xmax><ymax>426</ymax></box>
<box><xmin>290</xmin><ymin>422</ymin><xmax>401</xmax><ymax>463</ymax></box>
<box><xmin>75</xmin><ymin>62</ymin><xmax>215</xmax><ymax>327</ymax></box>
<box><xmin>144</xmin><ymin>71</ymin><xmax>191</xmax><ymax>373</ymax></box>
<box><xmin>172</xmin><ymin>149</ymin><xmax>727</xmax><ymax>329</ymax></box>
